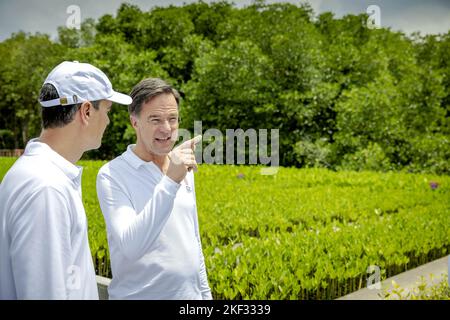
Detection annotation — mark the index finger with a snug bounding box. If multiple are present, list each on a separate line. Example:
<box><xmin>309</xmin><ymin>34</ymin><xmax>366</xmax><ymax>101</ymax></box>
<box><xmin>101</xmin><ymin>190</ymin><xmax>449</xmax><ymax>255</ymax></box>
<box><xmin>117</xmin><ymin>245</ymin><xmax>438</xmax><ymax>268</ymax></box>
<box><xmin>191</xmin><ymin>135</ymin><xmax>202</xmax><ymax>147</ymax></box>
<box><xmin>177</xmin><ymin>135</ymin><xmax>203</xmax><ymax>150</ymax></box>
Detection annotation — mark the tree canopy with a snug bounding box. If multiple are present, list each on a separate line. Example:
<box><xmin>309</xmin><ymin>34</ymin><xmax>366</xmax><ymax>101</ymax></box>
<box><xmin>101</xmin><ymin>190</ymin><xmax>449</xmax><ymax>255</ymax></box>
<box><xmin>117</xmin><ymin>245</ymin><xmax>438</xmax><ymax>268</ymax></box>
<box><xmin>0</xmin><ymin>1</ymin><xmax>448</xmax><ymax>174</ymax></box>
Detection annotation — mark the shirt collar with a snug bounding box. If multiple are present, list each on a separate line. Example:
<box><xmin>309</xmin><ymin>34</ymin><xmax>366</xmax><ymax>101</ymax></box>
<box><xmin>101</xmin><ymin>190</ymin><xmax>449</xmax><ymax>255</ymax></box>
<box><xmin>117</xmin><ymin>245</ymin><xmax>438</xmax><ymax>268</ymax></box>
<box><xmin>24</xmin><ymin>138</ymin><xmax>83</xmax><ymax>183</ymax></box>
<box><xmin>122</xmin><ymin>144</ymin><xmax>152</xmax><ymax>170</ymax></box>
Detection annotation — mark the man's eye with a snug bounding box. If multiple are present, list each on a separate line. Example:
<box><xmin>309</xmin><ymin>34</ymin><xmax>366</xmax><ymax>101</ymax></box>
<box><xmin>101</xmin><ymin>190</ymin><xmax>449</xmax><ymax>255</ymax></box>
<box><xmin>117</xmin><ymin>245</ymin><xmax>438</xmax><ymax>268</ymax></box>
<box><xmin>151</xmin><ymin>119</ymin><xmax>160</xmax><ymax>124</ymax></box>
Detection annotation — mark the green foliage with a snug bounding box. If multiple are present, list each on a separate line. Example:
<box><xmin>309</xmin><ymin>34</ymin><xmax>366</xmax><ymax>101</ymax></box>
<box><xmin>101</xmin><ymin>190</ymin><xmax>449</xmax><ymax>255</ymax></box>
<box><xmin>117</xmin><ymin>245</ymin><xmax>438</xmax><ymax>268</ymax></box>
<box><xmin>2</xmin><ymin>158</ymin><xmax>448</xmax><ymax>299</ymax></box>
<box><xmin>182</xmin><ymin>38</ymin><xmax>276</xmax><ymax>131</ymax></box>
<box><xmin>382</xmin><ymin>274</ymin><xmax>449</xmax><ymax>300</ymax></box>
<box><xmin>404</xmin><ymin>134</ymin><xmax>450</xmax><ymax>174</ymax></box>
<box><xmin>0</xmin><ymin>32</ymin><xmax>64</xmax><ymax>148</ymax></box>
<box><xmin>139</xmin><ymin>6</ymin><xmax>195</xmax><ymax>50</ymax></box>
<box><xmin>184</xmin><ymin>1</ymin><xmax>233</xmax><ymax>42</ymax></box>
<box><xmin>216</xmin><ymin>2</ymin><xmax>314</xmax><ymax>54</ymax></box>
<box><xmin>339</xmin><ymin>142</ymin><xmax>391</xmax><ymax>172</ymax></box>
<box><xmin>294</xmin><ymin>138</ymin><xmax>333</xmax><ymax>168</ymax></box>
<box><xmin>160</xmin><ymin>34</ymin><xmax>214</xmax><ymax>84</ymax></box>
<box><xmin>0</xmin><ymin>130</ymin><xmax>15</xmax><ymax>149</ymax></box>
<box><xmin>194</xmin><ymin>165</ymin><xmax>450</xmax><ymax>299</ymax></box>
<box><xmin>57</xmin><ymin>18</ymin><xmax>97</xmax><ymax>48</ymax></box>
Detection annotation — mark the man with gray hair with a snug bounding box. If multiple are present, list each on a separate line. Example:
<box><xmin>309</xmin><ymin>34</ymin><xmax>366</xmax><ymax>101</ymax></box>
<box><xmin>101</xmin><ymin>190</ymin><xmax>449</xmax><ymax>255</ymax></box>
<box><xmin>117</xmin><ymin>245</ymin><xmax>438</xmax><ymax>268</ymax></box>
<box><xmin>96</xmin><ymin>78</ymin><xmax>212</xmax><ymax>299</ymax></box>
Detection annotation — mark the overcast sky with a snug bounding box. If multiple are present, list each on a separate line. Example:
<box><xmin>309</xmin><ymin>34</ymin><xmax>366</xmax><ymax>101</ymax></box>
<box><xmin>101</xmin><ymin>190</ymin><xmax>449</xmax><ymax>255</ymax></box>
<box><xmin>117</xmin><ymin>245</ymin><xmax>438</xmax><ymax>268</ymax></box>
<box><xmin>1</xmin><ymin>0</ymin><xmax>449</xmax><ymax>42</ymax></box>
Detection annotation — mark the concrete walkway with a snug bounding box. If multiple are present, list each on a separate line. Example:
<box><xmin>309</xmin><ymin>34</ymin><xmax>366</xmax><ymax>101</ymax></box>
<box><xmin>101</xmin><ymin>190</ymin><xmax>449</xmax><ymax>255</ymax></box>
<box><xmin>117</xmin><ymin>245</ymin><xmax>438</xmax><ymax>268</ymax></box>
<box><xmin>338</xmin><ymin>255</ymin><xmax>449</xmax><ymax>300</ymax></box>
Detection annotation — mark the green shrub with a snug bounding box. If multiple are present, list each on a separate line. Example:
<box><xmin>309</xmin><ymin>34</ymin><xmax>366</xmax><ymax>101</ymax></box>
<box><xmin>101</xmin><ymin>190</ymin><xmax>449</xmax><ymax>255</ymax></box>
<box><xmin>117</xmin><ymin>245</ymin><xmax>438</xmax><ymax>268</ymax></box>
<box><xmin>339</xmin><ymin>142</ymin><xmax>392</xmax><ymax>172</ymax></box>
<box><xmin>294</xmin><ymin>138</ymin><xmax>333</xmax><ymax>168</ymax></box>
<box><xmin>382</xmin><ymin>273</ymin><xmax>449</xmax><ymax>300</ymax></box>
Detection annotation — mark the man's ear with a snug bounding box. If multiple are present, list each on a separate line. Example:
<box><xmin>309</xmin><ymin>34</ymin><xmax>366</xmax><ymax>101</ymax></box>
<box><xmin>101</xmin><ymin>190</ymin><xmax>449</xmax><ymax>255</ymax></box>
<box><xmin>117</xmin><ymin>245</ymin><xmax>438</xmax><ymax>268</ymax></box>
<box><xmin>79</xmin><ymin>101</ymin><xmax>92</xmax><ymax>125</ymax></box>
<box><xmin>130</xmin><ymin>115</ymin><xmax>138</xmax><ymax>129</ymax></box>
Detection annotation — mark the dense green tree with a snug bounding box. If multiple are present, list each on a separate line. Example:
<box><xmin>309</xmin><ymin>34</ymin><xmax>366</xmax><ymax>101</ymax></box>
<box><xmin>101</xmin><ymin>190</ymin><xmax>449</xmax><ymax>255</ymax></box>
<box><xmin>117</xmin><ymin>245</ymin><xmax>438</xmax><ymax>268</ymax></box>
<box><xmin>0</xmin><ymin>1</ymin><xmax>448</xmax><ymax>173</ymax></box>
<box><xmin>159</xmin><ymin>34</ymin><xmax>214</xmax><ymax>84</ymax></box>
<box><xmin>182</xmin><ymin>38</ymin><xmax>276</xmax><ymax>130</ymax></box>
<box><xmin>183</xmin><ymin>1</ymin><xmax>233</xmax><ymax>42</ymax></box>
<box><xmin>58</xmin><ymin>18</ymin><xmax>97</xmax><ymax>48</ymax></box>
<box><xmin>140</xmin><ymin>6</ymin><xmax>195</xmax><ymax>50</ymax></box>
<box><xmin>415</xmin><ymin>31</ymin><xmax>450</xmax><ymax>132</ymax></box>
<box><xmin>0</xmin><ymin>32</ymin><xmax>64</xmax><ymax>148</ymax></box>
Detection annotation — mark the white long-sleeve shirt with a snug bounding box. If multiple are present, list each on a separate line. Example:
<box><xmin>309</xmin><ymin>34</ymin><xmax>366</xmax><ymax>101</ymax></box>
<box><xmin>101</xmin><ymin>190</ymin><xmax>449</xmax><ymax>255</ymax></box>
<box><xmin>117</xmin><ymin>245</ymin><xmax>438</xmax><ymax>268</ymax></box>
<box><xmin>0</xmin><ymin>139</ymin><xmax>99</xmax><ymax>300</ymax></box>
<box><xmin>96</xmin><ymin>145</ymin><xmax>212</xmax><ymax>300</ymax></box>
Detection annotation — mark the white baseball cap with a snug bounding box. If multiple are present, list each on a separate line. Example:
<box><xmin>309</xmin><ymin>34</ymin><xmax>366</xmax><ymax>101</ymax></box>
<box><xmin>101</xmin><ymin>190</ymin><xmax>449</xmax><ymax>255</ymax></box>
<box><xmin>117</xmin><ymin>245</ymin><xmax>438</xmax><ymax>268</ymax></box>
<box><xmin>39</xmin><ymin>61</ymin><xmax>132</xmax><ymax>107</ymax></box>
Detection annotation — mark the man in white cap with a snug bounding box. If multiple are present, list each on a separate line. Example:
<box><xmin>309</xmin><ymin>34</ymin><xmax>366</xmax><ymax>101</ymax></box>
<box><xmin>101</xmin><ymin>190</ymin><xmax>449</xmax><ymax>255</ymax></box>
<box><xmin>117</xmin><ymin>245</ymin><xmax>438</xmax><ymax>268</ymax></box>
<box><xmin>0</xmin><ymin>61</ymin><xmax>132</xmax><ymax>299</ymax></box>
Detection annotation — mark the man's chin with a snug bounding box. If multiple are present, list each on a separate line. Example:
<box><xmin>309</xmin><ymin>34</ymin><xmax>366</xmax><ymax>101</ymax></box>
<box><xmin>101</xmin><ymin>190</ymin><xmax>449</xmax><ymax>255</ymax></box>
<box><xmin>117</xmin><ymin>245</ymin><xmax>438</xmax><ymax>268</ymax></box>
<box><xmin>86</xmin><ymin>141</ymin><xmax>102</xmax><ymax>152</ymax></box>
<box><xmin>152</xmin><ymin>146</ymin><xmax>174</xmax><ymax>156</ymax></box>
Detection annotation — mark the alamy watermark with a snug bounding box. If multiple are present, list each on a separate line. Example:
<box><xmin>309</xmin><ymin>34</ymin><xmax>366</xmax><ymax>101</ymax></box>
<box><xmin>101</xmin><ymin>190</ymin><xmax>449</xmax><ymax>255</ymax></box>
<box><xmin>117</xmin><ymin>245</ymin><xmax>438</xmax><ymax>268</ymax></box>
<box><xmin>177</xmin><ymin>121</ymin><xmax>279</xmax><ymax>175</ymax></box>
<box><xmin>366</xmin><ymin>5</ymin><xmax>381</xmax><ymax>29</ymax></box>
<box><xmin>367</xmin><ymin>265</ymin><xmax>381</xmax><ymax>290</ymax></box>
<box><xmin>66</xmin><ymin>5</ymin><xmax>81</xmax><ymax>30</ymax></box>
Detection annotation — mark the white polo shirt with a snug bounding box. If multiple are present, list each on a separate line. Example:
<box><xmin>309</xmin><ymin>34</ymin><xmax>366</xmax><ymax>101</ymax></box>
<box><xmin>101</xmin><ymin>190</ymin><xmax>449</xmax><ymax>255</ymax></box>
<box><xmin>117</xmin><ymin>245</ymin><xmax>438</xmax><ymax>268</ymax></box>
<box><xmin>0</xmin><ymin>139</ymin><xmax>99</xmax><ymax>300</ymax></box>
<box><xmin>96</xmin><ymin>145</ymin><xmax>212</xmax><ymax>300</ymax></box>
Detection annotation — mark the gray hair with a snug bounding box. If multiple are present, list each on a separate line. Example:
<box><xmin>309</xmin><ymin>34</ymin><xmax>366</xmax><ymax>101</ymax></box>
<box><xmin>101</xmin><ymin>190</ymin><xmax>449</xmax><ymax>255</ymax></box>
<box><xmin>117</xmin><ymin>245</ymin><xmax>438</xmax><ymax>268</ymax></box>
<box><xmin>128</xmin><ymin>78</ymin><xmax>180</xmax><ymax>116</ymax></box>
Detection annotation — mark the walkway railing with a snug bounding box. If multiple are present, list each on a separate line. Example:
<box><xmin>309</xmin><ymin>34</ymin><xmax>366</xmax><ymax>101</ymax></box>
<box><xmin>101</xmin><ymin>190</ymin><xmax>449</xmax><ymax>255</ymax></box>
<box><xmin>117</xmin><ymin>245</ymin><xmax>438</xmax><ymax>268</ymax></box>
<box><xmin>0</xmin><ymin>149</ymin><xmax>24</xmax><ymax>157</ymax></box>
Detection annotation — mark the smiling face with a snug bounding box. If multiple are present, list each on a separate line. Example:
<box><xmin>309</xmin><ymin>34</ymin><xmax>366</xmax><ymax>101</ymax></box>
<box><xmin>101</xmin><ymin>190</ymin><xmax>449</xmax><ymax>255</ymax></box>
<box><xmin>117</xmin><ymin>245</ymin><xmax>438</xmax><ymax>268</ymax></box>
<box><xmin>132</xmin><ymin>93</ymin><xmax>179</xmax><ymax>157</ymax></box>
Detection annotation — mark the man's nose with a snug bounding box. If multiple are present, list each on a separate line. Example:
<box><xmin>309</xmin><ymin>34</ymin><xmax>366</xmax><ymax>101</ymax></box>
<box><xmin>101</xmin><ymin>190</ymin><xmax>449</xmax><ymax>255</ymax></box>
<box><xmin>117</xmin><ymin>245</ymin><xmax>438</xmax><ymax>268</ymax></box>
<box><xmin>160</xmin><ymin>120</ymin><xmax>172</xmax><ymax>132</ymax></box>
